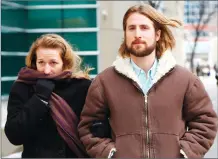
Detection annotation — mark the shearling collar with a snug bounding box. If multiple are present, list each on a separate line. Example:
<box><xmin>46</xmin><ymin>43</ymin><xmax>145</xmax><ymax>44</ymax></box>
<box><xmin>112</xmin><ymin>50</ymin><xmax>176</xmax><ymax>88</ymax></box>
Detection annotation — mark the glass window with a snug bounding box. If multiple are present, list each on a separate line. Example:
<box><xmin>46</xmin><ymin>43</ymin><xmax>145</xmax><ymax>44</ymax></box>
<box><xmin>27</xmin><ymin>9</ymin><xmax>96</xmax><ymax>28</ymax></box>
<box><xmin>1</xmin><ymin>56</ymin><xmax>26</xmax><ymax>77</ymax></box>
<box><xmin>1</xmin><ymin>8</ymin><xmax>27</xmax><ymax>28</ymax></box>
<box><xmin>80</xmin><ymin>55</ymin><xmax>98</xmax><ymax>74</ymax></box>
<box><xmin>15</xmin><ymin>1</ymin><xmax>27</xmax><ymax>5</ymax></box>
<box><xmin>63</xmin><ymin>32</ymin><xmax>97</xmax><ymax>51</ymax></box>
<box><xmin>27</xmin><ymin>0</ymin><xmax>96</xmax><ymax>5</ymax></box>
<box><xmin>62</xmin><ymin>0</ymin><xmax>96</xmax><ymax>5</ymax></box>
<box><xmin>1</xmin><ymin>33</ymin><xmax>28</xmax><ymax>52</ymax></box>
<box><xmin>63</xmin><ymin>9</ymin><xmax>96</xmax><ymax>28</ymax></box>
<box><xmin>27</xmin><ymin>1</ymin><xmax>61</xmax><ymax>5</ymax></box>
<box><xmin>28</xmin><ymin>9</ymin><xmax>62</xmax><ymax>28</ymax></box>
<box><xmin>1</xmin><ymin>81</ymin><xmax>15</xmax><ymax>96</ymax></box>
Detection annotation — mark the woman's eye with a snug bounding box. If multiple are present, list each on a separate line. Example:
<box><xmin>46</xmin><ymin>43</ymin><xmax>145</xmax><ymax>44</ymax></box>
<box><xmin>38</xmin><ymin>61</ymin><xmax>44</xmax><ymax>64</ymax></box>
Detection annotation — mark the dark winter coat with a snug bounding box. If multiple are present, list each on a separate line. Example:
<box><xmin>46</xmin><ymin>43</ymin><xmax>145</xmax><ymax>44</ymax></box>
<box><xmin>5</xmin><ymin>78</ymin><xmax>91</xmax><ymax>158</ymax></box>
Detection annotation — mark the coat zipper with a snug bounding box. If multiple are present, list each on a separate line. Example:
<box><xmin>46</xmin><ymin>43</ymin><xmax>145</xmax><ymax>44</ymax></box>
<box><xmin>143</xmin><ymin>67</ymin><xmax>175</xmax><ymax>158</ymax></box>
<box><xmin>114</xmin><ymin>64</ymin><xmax>175</xmax><ymax>158</ymax></box>
<box><xmin>132</xmin><ymin>82</ymin><xmax>150</xmax><ymax>158</ymax></box>
<box><xmin>144</xmin><ymin>94</ymin><xmax>150</xmax><ymax>158</ymax></box>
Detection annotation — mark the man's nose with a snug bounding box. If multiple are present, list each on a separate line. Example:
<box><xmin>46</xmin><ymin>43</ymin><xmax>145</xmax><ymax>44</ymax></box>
<box><xmin>135</xmin><ymin>28</ymin><xmax>142</xmax><ymax>38</ymax></box>
<box><xmin>44</xmin><ymin>64</ymin><xmax>51</xmax><ymax>75</ymax></box>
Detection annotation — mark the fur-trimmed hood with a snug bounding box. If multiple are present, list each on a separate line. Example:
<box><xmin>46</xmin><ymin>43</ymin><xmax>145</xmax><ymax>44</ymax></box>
<box><xmin>112</xmin><ymin>50</ymin><xmax>176</xmax><ymax>88</ymax></box>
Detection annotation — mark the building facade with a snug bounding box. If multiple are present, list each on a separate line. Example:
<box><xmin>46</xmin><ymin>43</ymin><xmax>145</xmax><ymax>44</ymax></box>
<box><xmin>1</xmin><ymin>0</ymin><xmax>99</xmax><ymax>98</ymax></box>
<box><xmin>183</xmin><ymin>1</ymin><xmax>218</xmax><ymax>68</ymax></box>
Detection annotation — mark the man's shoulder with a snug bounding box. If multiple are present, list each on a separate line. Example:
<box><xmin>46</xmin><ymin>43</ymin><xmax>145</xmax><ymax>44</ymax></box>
<box><xmin>175</xmin><ymin>65</ymin><xmax>194</xmax><ymax>75</ymax></box>
<box><xmin>96</xmin><ymin>66</ymin><xmax>116</xmax><ymax>78</ymax></box>
<box><xmin>174</xmin><ymin>65</ymin><xmax>198</xmax><ymax>81</ymax></box>
<box><xmin>92</xmin><ymin>66</ymin><xmax>122</xmax><ymax>85</ymax></box>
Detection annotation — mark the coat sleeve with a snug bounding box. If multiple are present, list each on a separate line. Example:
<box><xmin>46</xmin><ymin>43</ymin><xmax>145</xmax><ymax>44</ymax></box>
<box><xmin>4</xmin><ymin>82</ymin><xmax>50</xmax><ymax>145</ymax></box>
<box><xmin>78</xmin><ymin>76</ymin><xmax>115</xmax><ymax>158</ymax></box>
<box><xmin>180</xmin><ymin>77</ymin><xmax>218</xmax><ymax>158</ymax></box>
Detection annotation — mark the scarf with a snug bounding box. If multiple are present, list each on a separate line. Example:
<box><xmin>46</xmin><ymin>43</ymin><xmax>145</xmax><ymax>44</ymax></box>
<box><xmin>16</xmin><ymin>67</ymin><xmax>89</xmax><ymax>158</ymax></box>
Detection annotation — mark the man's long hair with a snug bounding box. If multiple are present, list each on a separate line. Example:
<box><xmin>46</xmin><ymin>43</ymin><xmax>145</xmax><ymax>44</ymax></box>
<box><xmin>119</xmin><ymin>4</ymin><xmax>182</xmax><ymax>59</ymax></box>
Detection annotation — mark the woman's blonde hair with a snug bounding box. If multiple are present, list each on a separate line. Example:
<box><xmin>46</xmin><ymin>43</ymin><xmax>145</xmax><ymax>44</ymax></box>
<box><xmin>25</xmin><ymin>33</ymin><xmax>93</xmax><ymax>79</ymax></box>
<box><xmin>119</xmin><ymin>4</ymin><xmax>182</xmax><ymax>58</ymax></box>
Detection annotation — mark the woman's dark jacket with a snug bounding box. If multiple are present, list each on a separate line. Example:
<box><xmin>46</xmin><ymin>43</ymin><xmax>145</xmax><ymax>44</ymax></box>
<box><xmin>4</xmin><ymin>78</ymin><xmax>91</xmax><ymax>158</ymax></box>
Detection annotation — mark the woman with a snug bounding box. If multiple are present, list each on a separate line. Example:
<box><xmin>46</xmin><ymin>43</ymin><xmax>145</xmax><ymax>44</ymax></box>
<box><xmin>4</xmin><ymin>34</ymin><xmax>92</xmax><ymax>158</ymax></box>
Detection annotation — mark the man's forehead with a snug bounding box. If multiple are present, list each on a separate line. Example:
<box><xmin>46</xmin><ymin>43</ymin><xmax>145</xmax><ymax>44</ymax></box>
<box><xmin>126</xmin><ymin>13</ymin><xmax>153</xmax><ymax>26</ymax></box>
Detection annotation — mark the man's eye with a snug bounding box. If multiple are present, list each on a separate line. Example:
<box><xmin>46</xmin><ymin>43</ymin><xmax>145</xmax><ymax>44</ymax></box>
<box><xmin>129</xmin><ymin>27</ymin><xmax>135</xmax><ymax>30</ymax></box>
<box><xmin>51</xmin><ymin>62</ymin><xmax>58</xmax><ymax>65</ymax></box>
<box><xmin>141</xmin><ymin>26</ymin><xmax>149</xmax><ymax>30</ymax></box>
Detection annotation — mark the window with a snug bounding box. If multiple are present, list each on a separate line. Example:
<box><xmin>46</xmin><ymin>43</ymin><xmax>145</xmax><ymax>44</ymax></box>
<box><xmin>28</xmin><ymin>9</ymin><xmax>97</xmax><ymax>28</ymax></box>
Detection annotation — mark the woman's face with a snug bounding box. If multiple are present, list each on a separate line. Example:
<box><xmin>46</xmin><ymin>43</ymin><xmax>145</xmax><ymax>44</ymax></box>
<box><xmin>36</xmin><ymin>47</ymin><xmax>64</xmax><ymax>75</ymax></box>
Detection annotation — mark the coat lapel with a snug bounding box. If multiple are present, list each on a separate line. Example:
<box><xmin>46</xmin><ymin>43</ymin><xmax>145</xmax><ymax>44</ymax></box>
<box><xmin>112</xmin><ymin>50</ymin><xmax>177</xmax><ymax>87</ymax></box>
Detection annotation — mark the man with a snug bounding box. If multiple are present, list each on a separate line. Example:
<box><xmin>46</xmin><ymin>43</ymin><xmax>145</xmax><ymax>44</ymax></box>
<box><xmin>78</xmin><ymin>4</ymin><xmax>217</xmax><ymax>158</ymax></box>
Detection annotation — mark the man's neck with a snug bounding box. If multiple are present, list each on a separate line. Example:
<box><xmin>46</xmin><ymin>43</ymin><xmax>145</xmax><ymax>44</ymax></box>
<box><xmin>130</xmin><ymin>51</ymin><xmax>156</xmax><ymax>74</ymax></box>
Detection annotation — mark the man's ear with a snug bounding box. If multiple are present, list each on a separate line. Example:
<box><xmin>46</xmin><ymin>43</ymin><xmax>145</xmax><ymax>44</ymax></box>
<box><xmin>156</xmin><ymin>30</ymin><xmax>161</xmax><ymax>41</ymax></box>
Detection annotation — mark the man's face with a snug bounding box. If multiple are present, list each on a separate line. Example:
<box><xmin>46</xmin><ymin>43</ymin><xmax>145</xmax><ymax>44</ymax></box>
<box><xmin>125</xmin><ymin>13</ymin><xmax>161</xmax><ymax>57</ymax></box>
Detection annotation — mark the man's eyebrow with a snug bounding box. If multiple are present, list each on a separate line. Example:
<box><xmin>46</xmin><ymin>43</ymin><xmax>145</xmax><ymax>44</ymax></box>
<box><xmin>128</xmin><ymin>24</ymin><xmax>149</xmax><ymax>27</ymax></box>
<box><xmin>127</xmin><ymin>24</ymin><xmax>135</xmax><ymax>27</ymax></box>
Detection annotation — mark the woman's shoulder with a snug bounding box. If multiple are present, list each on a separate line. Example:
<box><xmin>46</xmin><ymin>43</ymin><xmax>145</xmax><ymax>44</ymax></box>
<box><xmin>70</xmin><ymin>77</ymin><xmax>92</xmax><ymax>87</ymax></box>
<box><xmin>60</xmin><ymin>78</ymin><xmax>92</xmax><ymax>94</ymax></box>
<box><xmin>10</xmin><ymin>81</ymin><xmax>31</xmax><ymax>93</ymax></box>
<box><xmin>8</xmin><ymin>81</ymin><xmax>33</xmax><ymax>101</ymax></box>
<box><xmin>57</xmin><ymin>77</ymin><xmax>92</xmax><ymax>89</ymax></box>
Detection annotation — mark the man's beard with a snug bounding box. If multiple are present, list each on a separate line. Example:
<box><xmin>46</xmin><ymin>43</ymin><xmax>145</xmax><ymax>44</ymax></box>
<box><xmin>126</xmin><ymin>40</ymin><xmax>156</xmax><ymax>57</ymax></box>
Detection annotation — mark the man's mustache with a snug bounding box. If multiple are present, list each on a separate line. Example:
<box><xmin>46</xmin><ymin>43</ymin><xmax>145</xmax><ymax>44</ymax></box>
<box><xmin>132</xmin><ymin>39</ymin><xmax>146</xmax><ymax>45</ymax></box>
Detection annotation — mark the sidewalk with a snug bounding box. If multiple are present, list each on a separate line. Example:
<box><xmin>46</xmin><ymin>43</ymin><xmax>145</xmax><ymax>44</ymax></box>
<box><xmin>198</xmin><ymin>75</ymin><xmax>218</xmax><ymax>158</ymax></box>
<box><xmin>1</xmin><ymin>100</ymin><xmax>23</xmax><ymax>158</ymax></box>
<box><xmin>3</xmin><ymin>152</ymin><xmax>22</xmax><ymax>158</ymax></box>
<box><xmin>2</xmin><ymin>100</ymin><xmax>8</xmax><ymax>129</ymax></box>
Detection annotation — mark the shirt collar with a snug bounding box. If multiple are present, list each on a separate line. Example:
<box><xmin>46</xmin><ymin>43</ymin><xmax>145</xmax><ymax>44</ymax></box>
<box><xmin>130</xmin><ymin>58</ymin><xmax>158</xmax><ymax>80</ymax></box>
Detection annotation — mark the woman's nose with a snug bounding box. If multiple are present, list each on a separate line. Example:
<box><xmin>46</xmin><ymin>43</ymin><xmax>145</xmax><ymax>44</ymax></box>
<box><xmin>44</xmin><ymin>64</ymin><xmax>51</xmax><ymax>75</ymax></box>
